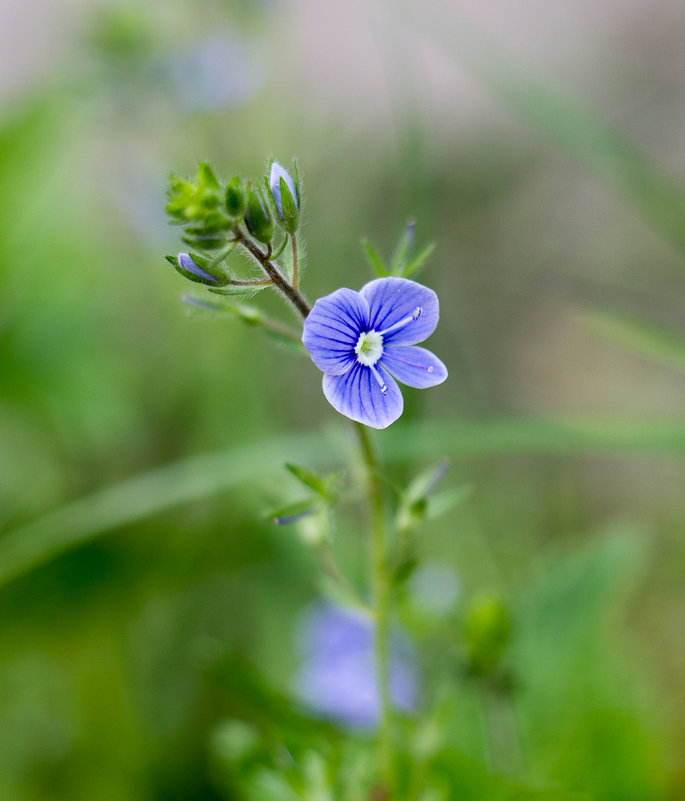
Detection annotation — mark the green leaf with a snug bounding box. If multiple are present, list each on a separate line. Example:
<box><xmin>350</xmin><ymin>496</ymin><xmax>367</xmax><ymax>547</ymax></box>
<box><xmin>285</xmin><ymin>463</ymin><xmax>329</xmax><ymax>497</ymax></box>
<box><xmin>267</xmin><ymin>499</ymin><xmax>320</xmax><ymax>525</ymax></box>
<box><xmin>181</xmin><ymin>294</ymin><xmax>231</xmax><ymax>315</ymax></box>
<box><xmin>390</xmin><ymin>219</ymin><xmax>416</xmax><ymax>275</ymax></box>
<box><xmin>197</xmin><ymin>161</ymin><xmax>220</xmax><ymax>190</ymax></box>
<box><xmin>361</xmin><ymin>238</ymin><xmax>389</xmax><ymax>276</ymax></box>
<box><xmin>578</xmin><ymin>308</ymin><xmax>685</xmax><ymax>372</ymax></box>
<box><xmin>426</xmin><ymin>484</ymin><xmax>473</xmax><ymax>520</ymax></box>
<box><xmin>405</xmin><ymin>458</ymin><xmax>450</xmax><ymax>502</ymax></box>
<box><xmin>403</xmin><ymin>242</ymin><xmax>436</xmax><ymax>277</ymax></box>
<box><xmin>262</xmin><ymin>327</ymin><xmax>307</xmax><ymax>353</ymax></box>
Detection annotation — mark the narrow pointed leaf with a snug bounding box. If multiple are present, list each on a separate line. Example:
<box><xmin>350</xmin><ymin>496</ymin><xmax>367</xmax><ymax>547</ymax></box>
<box><xmin>390</xmin><ymin>220</ymin><xmax>416</xmax><ymax>275</ymax></box>
<box><xmin>267</xmin><ymin>499</ymin><xmax>320</xmax><ymax>525</ymax></box>
<box><xmin>285</xmin><ymin>463</ymin><xmax>329</xmax><ymax>497</ymax></box>
<box><xmin>426</xmin><ymin>484</ymin><xmax>474</xmax><ymax>520</ymax></box>
<box><xmin>403</xmin><ymin>242</ymin><xmax>436</xmax><ymax>277</ymax></box>
<box><xmin>361</xmin><ymin>238</ymin><xmax>389</xmax><ymax>276</ymax></box>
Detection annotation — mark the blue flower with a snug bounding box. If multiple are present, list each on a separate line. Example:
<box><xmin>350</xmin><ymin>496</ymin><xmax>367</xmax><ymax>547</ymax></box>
<box><xmin>294</xmin><ymin>603</ymin><xmax>418</xmax><ymax>729</ymax></box>
<box><xmin>302</xmin><ymin>277</ymin><xmax>447</xmax><ymax>429</ymax></box>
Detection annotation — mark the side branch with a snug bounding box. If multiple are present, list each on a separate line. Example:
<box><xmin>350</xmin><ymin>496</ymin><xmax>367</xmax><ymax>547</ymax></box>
<box><xmin>233</xmin><ymin>226</ymin><xmax>311</xmax><ymax>318</ymax></box>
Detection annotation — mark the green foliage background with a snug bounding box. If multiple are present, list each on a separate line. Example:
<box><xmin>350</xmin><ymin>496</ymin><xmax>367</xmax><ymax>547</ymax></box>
<box><xmin>0</xmin><ymin>1</ymin><xmax>684</xmax><ymax>798</ymax></box>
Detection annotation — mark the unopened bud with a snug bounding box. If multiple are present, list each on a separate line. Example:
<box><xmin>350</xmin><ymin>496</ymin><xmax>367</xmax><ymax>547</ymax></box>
<box><xmin>168</xmin><ymin>252</ymin><xmax>227</xmax><ymax>285</ymax></box>
<box><xmin>244</xmin><ymin>184</ymin><xmax>273</xmax><ymax>244</ymax></box>
<box><xmin>268</xmin><ymin>160</ymin><xmax>300</xmax><ymax>234</ymax></box>
<box><xmin>225</xmin><ymin>176</ymin><xmax>247</xmax><ymax>219</ymax></box>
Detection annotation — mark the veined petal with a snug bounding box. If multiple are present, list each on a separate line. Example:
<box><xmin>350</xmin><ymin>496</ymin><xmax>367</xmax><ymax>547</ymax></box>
<box><xmin>360</xmin><ymin>277</ymin><xmax>439</xmax><ymax>346</ymax></box>
<box><xmin>323</xmin><ymin>363</ymin><xmax>403</xmax><ymax>429</ymax></box>
<box><xmin>381</xmin><ymin>345</ymin><xmax>448</xmax><ymax>388</ymax></box>
<box><xmin>302</xmin><ymin>288</ymin><xmax>370</xmax><ymax>376</ymax></box>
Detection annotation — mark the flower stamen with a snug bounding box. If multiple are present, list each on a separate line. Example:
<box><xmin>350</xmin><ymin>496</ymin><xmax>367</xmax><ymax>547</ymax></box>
<box><xmin>378</xmin><ymin>306</ymin><xmax>422</xmax><ymax>337</ymax></box>
<box><xmin>369</xmin><ymin>364</ymin><xmax>388</xmax><ymax>395</ymax></box>
<box><xmin>355</xmin><ymin>330</ymin><xmax>384</xmax><ymax>366</ymax></box>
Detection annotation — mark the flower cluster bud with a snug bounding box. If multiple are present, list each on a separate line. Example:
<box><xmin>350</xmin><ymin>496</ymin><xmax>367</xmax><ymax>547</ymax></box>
<box><xmin>166</xmin><ymin>163</ymin><xmax>232</xmax><ymax>250</ymax></box>
<box><xmin>164</xmin><ymin>158</ymin><xmax>303</xmax><ymax>260</ymax></box>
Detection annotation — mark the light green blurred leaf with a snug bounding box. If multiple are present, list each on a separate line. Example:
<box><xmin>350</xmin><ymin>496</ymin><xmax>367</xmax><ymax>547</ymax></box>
<box><xmin>267</xmin><ymin>498</ymin><xmax>320</xmax><ymax>525</ymax></box>
<box><xmin>426</xmin><ymin>485</ymin><xmax>473</xmax><ymax>520</ymax></box>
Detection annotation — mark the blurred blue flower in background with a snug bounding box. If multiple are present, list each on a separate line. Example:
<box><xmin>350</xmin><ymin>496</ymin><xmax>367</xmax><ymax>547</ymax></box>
<box><xmin>294</xmin><ymin>603</ymin><xmax>418</xmax><ymax>729</ymax></box>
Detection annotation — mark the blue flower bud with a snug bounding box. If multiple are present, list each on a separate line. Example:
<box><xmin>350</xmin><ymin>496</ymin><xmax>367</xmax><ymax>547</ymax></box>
<box><xmin>167</xmin><ymin>252</ymin><xmax>224</xmax><ymax>285</ymax></box>
<box><xmin>268</xmin><ymin>160</ymin><xmax>299</xmax><ymax>234</ymax></box>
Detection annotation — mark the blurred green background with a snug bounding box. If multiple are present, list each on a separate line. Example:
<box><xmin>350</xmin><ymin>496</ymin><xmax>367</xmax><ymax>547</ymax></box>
<box><xmin>1</xmin><ymin>0</ymin><xmax>685</xmax><ymax>798</ymax></box>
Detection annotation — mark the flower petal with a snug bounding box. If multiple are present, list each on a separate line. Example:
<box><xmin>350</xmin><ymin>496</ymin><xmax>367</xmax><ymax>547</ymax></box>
<box><xmin>323</xmin><ymin>363</ymin><xmax>403</xmax><ymax>429</ymax></box>
<box><xmin>360</xmin><ymin>277</ymin><xmax>439</xmax><ymax>346</ymax></box>
<box><xmin>381</xmin><ymin>345</ymin><xmax>448</xmax><ymax>388</ymax></box>
<box><xmin>302</xmin><ymin>288</ymin><xmax>370</xmax><ymax>376</ymax></box>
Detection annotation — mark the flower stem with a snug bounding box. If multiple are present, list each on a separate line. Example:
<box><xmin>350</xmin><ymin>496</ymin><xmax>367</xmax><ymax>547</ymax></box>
<box><xmin>356</xmin><ymin>422</ymin><xmax>395</xmax><ymax>797</ymax></box>
<box><xmin>232</xmin><ymin>225</ymin><xmax>311</xmax><ymax>318</ymax></box>
<box><xmin>290</xmin><ymin>233</ymin><xmax>300</xmax><ymax>290</ymax></box>
<box><xmin>235</xmin><ymin>226</ymin><xmax>396</xmax><ymax>792</ymax></box>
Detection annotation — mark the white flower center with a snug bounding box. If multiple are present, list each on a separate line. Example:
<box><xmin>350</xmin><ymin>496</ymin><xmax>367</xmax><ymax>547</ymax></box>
<box><xmin>355</xmin><ymin>330</ymin><xmax>383</xmax><ymax>366</ymax></box>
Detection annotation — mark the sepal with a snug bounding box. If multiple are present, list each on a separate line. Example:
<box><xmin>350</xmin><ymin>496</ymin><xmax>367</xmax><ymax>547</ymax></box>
<box><xmin>244</xmin><ymin>184</ymin><xmax>274</xmax><ymax>244</ymax></box>
<box><xmin>225</xmin><ymin>175</ymin><xmax>247</xmax><ymax>219</ymax></box>
<box><xmin>166</xmin><ymin>252</ymin><xmax>230</xmax><ymax>286</ymax></box>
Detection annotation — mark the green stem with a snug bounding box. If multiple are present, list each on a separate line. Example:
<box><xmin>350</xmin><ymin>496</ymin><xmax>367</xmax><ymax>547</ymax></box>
<box><xmin>291</xmin><ymin>234</ymin><xmax>300</xmax><ymax>290</ymax></box>
<box><xmin>232</xmin><ymin>226</ymin><xmax>311</xmax><ymax>318</ymax></box>
<box><xmin>230</xmin><ymin>277</ymin><xmax>273</xmax><ymax>286</ymax></box>
<box><xmin>356</xmin><ymin>422</ymin><xmax>395</xmax><ymax>797</ymax></box>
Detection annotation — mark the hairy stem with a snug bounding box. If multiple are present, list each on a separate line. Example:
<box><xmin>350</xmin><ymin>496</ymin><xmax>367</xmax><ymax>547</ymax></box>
<box><xmin>291</xmin><ymin>233</ymin><xmax>300</xmax><ymax>290</ymax></box>
<box><xmin>230</xmin><ymin>277</ymin><xmax>273</xmax><ymax>286</ymax></box>
<box><xmin>232</xmin><ymin>226</ymin><xmax>311</xmax><ymax>318</ymax></box>
<box><xmin>356</xmin><ymin>422</ymin><xmax>395</xmax><ymax>797</ymax></box>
